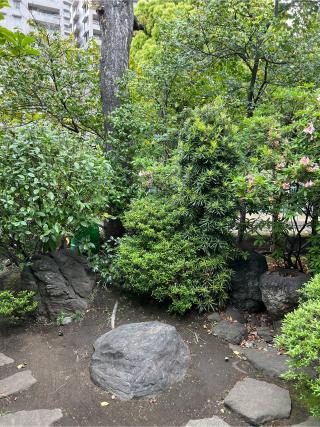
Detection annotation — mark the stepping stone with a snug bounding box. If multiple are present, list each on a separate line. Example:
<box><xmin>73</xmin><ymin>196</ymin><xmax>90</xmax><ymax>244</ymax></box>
<box><xmin>185</xmin><ymin>416</ymin><xmax>230</xmax><ymax>427</ymax></box>
<box><xmin>0</xmin><ymin>370</ymin><xmax>37</xmax><ymax>398</ymax></box>
<box><xmin>224</xmin><ymin>377</ymin><xmax>291</xmax><ymax>425</ymax></box>
<box><xmin>293</xmin><ymin>417</ymin><xmax>320</xmax><ymax>426</ymax></box>
<box><xmin>0</xmin><ymin>353</ymin><xmax>14</xmax><ymax>367</ymax></box>
<box><xmin>0</xmin><ymin>409</ymin><xmax>63</xmax><ymax>426</ymax></box>
<box><xmin>213</xmin><ymin>320</ymin><xmax>247</xmax><ymax>345</ymax></box>
<box><xmin>229</xmin><ymin>344</ymin><xmax>289</xmax><ymax>378</ymax></box>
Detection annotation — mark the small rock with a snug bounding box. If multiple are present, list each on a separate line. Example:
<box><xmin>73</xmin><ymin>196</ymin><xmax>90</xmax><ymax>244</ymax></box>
<box><xmin>225</xmin><ymin>357</ymin><xmax>229</xmax><ymax>362</ymax></box>
<box><xmin>208</xmin><ymin>312</ymin><xmax>221</xmax><ymax>322</ymax></box>
<box><xmin>62</xmin><ymin>316</ymin><xmax>72</xmax><ymax>325</ymax></box>
<box><xmin>223</xmin><ymin>306</ymin><xmax>245</xmax><ymax>324</ymax></box>
<box><xmin>224</xmin><ymin>377</ymin><xmax>291</xmax><ymax>425</ymax></box>
<box><xmin>0</xmin><ymin>409</ymin><xmax>63</xmax><ymax>426</ymax></box>
<box><xmin>58</xmin><ymin>330</ymin><xmax>63</xmax><ymax>336</ymax></box>
<box><xmin>256</xmin><ymin>326</ymin><xmax>274</xmax><ymax>343</ymax></box>
<box><xmin>213</xmin><ymin>320</ymin><xmax>247</xmax><ymax>345</ymax></box>
<box><xmin>185</xmin><ymin>416</ymin><xmax>230</xmax><ymax>427</ymax></box>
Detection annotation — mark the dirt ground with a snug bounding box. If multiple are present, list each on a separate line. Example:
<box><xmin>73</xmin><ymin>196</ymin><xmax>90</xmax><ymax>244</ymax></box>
<box><xmin>0</xmin><ymin>287</ymin><xmax>308</xmax><ymax>426</ymax></box>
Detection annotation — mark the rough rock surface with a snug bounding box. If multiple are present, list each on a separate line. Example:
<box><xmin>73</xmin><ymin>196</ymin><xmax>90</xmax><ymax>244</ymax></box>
<box><xmin>0</xmin><ymin>353</ymin><xmax>14</xmax><ymax>367</ymax></box>
<box><xmin>256</xmin><ymin>326</ymin><xmax>274</xmax><ymax>343</ymax></box>
<box><xmin>229</xmin><ymin>344</ymin><xmax>289</xmax><ymax>378</ymax></box>
<box><xmin>90</xmin><ymin>321</ymin><xmax>190</xmax><ymax>400</ymax></box>
<box><xmin>213</xmin><ymin>320</ymin><xmax>247</xmax><ymax>345</ymax></box>
<box><xmin>224</xmin><ymin>378</ymin><xmax>291</xmax><ymax>425</ymax></box>
<box><xmin>0</xmin><ymin>371</ymin><xmax>37</xmax><ymax>398</ymax></box>
<box><xmin>260</xmin><ymin>270</ymin><xmax>309</xmax><ymax>319</ymax></box>
<box><xmin>185</xmin><ymin>416</ymin><xmax>230</xmax><ymax>427</ymax></box>
<box><xmin>223</xmin><ymin>306</ymin><xmax>245</xmax><ymax>324</ymax></box>
<box><xmin>0</xmin><ymin>409</ymin><xmax>63</xmax><ymax>426</ymax></box>
<box><xmin>230</xmin><ymin>252</ymin><xmax>268</xmax><ymax>312</ymax></box>
<box><xmin>22</xmin><ymin>250</ymin><xmax>95</xmax><ymax>320</ymax></box>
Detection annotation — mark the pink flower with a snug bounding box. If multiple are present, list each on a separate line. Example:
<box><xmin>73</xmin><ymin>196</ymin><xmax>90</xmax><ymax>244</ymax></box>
<box><xmin>300</xmin><ymin>156</ymin><xmax>311</xmax><ymax>166</ymax></box>
<box><xmin>246</xmin><ymin>174</ymin><xmax>255</xmax><ymax>185</ymax></box>
<box><xmin>282</xmin><ymin>182</ymin><xmax>290</xmax><ymax>190</ymax></box>
<box><xmin>307</xmin><ymin>164</ymin><xmax>319</xmax><ymax>173</ymax></box>
<box><xmin>276</xmin><ymin>162</ymin><xmax>285</xmax><ymax>170</ymax></box>
<box><xmin>304</xmin><ymin>180</ymin><xmax>314</xmax><ymax>188</ymax></box>
<box><xmin>304</xmin><ymin>123</ymin><xmax>315</xmax><ymax>135</ymax></box>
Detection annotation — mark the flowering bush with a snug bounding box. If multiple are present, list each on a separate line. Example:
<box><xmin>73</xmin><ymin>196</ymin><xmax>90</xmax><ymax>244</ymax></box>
<box><xmin>235</xmin><ymin>88</ymin><xmax>320</xmax><ymax>270</ymax></box>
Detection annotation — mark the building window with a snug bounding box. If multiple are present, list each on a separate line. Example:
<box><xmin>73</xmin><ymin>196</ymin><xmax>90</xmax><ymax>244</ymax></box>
<box><xmin>12</xmin><ymin>0</ymin><xmax>21</xmax><ymax>9</ymax></box>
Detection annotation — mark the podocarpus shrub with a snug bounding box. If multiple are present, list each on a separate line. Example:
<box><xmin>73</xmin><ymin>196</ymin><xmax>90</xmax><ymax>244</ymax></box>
<box><xmin>276</xmin><ymin>274</ymin><xmax>320</xmax><ymax>416</ymax></box>
<box><xmin>0</xmin><ymin>290</ymin><xmax>38</xmax><ymax>324</ymax></box>
<box><xmin>112</xmin><ymin>195</ymin><xmax>232</xmax><ymax>314</ymax></box>
<box><xmin>0</xmin><ymin>123</ymin><xmax>112</xmax><ymax>264</ymax></box>
<box><xmin>112</xmin><ymin>104</ymin><xmax>239</xmax><ymax>314</ymax></box>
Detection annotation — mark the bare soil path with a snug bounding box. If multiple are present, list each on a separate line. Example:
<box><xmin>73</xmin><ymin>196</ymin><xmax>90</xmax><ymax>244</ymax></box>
<box><xmin>0</xmin><ymin>287</ymin><xmax>308</xmax><ymax>426</ymax></box>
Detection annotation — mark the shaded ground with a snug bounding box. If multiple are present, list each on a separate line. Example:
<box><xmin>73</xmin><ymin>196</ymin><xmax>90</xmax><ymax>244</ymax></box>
<box><xmin>0</xmin><ymin>287</ymin><xmax>308</xmax><ymax>426</ymax></box>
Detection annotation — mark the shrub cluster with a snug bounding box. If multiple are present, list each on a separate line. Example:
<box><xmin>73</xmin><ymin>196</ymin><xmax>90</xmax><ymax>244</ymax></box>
<box><xmin>0</xmin><ymin>290</ymin><xmax>38</xmax><ymax>324</ymax></box>
<box><xmin>276</xmin><ymin>274</ymin><xmax>320</xmax><ymax>416</ymax></box>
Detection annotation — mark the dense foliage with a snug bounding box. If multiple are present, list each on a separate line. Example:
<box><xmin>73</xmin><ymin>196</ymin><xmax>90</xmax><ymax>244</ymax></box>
<box><xmin>0</xmin><ymin>290</ymin><xmax>38</xmax><ymax>324</ymax></box>
<box><xmin>277</xmin><ymin>275</ymin><xmax>320</xmax><ymax>416</ymax></box>
<box><xmin>0</xmin><ymin>124</ymin><xmax>111</xmax><ymax>264</ymax></box>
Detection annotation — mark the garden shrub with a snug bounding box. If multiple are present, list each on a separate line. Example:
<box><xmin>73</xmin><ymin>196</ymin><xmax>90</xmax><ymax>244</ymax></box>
<box><xmin>0</xmin><ymin>290</ymin><xmax>38</xmax><ymax>324</ymax></box>
<box><xmin>276</xmin><ymin>274</ymin><xmax>320</xmax><ymax>416</ymax></box>
<box><xmin>112</xmin><ymin>195</ymin><xmax>231</xmax><ymax>314</ymax></box>
<box><xmin>0</xmin><ymin>123</ymin><xmax>112</xmax><ymax>264</ymax></box>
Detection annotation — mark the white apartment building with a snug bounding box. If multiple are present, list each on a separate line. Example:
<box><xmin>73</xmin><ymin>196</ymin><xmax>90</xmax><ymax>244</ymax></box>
<box><xmin>2</xmin><ymin>0</ymin><xmax>72</xmax><ymax>37</ymax></box>
<box><xmin>71</xmin><ymin>0</ymin><xmax>138</xmax><ymax>47</ymax></box>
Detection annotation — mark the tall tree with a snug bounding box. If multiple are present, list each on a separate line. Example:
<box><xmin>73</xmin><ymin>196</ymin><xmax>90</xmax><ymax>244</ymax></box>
<box><xmin>97</xmin><ymin>0</ymin><xmax>134</xmax><ymax>145</ymax></box>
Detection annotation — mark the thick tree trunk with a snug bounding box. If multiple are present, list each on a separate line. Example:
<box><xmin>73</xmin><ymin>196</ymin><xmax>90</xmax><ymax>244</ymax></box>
<box><xmin>97</xmin><ymin>0</ymin><xmax>134</xmax><ymax>147</ymax></box>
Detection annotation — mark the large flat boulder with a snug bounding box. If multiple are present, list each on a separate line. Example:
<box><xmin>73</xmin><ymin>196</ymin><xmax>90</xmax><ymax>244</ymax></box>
<box><xmin>22</xmin><ymin>250</ymin><xmax>95</xmax><ymax>320</ymax></box>
<box><xmin>224</xmin><ymin>378</ymin><xmax>291</xmax><ymax>425</ymax></box>
<box><xmin>230</xmin><ymin>252</ymin><xmax>267</xmax><ymax>312</ymax></box>
<box><xmin>0</xmin><ymin>353</ymin><xmax>14</xmax><ymax>367</ymax></box>
<box><xmin>0</xmin><ymin>409</ymin><xmax>63</xmax><ymax>426</ymax></box>
<box><xmin>90</xmin><ymin>321</ymin><xmax>190</xmax><ymax>400</ymax></box>
<box><xmin>259</xmin><ymin>270</ymin><xmax>308</xmax><ymax>319</ymax></box>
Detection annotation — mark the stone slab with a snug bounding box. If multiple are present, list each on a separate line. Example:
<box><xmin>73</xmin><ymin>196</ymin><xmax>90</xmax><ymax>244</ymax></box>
<box><xmin>224</xmin><ymin>377</ymin><xmax>291</xmax><ymax>425</ymax></box>
<box><xmin>229</xmin><ymin>344</ymin><xmax>289</xmax><ymax>378</ymax></box>
<box><xmin>185</xmin><ymin>416</ymin><xmax>230</xmax><ymax>427</ymax></box>
<box><xmin>0</xmin><ymin>353</ymin><xmax>14</xmax><ymax>367</ymax></box>
<box><xmin>293</xmin><ymin>417</ymin><xmax>320</xmax><ymax>427</ymax></box>
<box><xmin>0</xmin><ymin>409</ymin><xmax>63</xmax><ymax>426</ymax></box>
<box><xmin>0</xmin><ymin>370</ymin><xmax>37</xmax><ymax>398</ymax></box>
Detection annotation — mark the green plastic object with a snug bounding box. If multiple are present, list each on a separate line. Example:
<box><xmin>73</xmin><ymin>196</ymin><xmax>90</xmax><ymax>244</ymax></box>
<box><xmin>70</xmin><ymin>224</ymin><xmax>101</xmax><ymax>254</ymax></box>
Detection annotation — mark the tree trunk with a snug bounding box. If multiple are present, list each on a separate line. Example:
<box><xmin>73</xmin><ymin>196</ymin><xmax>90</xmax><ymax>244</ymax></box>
<box><xmin>97</xmin><ymin>0</ymin><xmax>134</xmax><ymax>147</ymax></box>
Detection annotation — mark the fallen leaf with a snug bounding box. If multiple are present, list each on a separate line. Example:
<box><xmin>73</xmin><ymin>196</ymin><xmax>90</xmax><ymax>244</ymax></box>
<box><xmin>100</xmin><ymin>401</ymin><xmax>109</xmax><ymax>407</ymax></box>
<box><xmin>233</xmin><ymin>350</ymin><xmax>240</xmax><ymax>356</ymax></box>
<box><xmin>17</xmin><ymin>364</ymin><xmax>25</xmax><ymax>369</ymax></box>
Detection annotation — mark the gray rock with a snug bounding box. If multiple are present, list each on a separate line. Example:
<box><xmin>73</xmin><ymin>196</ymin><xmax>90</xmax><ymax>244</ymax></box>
<box><xmin>0</xmin><ymin>371</ymin><xmax>37</xmax><ymax>398</ymax></box>
<box><xmin>260</xmin><ymin>270</ymin><xmax>309</xmax><ymax>320</ymax></box>
<box><xmin>229</xmin><ymin>344</ymin><xmax>289</xmax><ymax>378</ymax></box>
<box><xmin>230</xmin><ymin>252</ymin><xmax>268</xmax><ymax>312</ymax></box>
<box><xmin>213</xmin><ymin>320</ymin><xmax>247</xmax><ymax>345</ymax></box>
<box><xmin>224</xmin><ymin>377</ymin><xmax>291</xmax><ymax>425</ymax></box>
<box><xmin>0</xmin><ymin>353</ymin><xmax>14</xmax><ymax>367</ymax></box>
<box><xmin>22</xmin><ymin>250</ymin><xmax>95</xmax><ymax>320</ymax></box>
<box><xmin>223</xmin><ymin>306</ymin><xmax>245</xmax><ymax>324</ymax></box>
<box><xmin>90</xmin><ymin>321</ymin><xmax>190</xmax><ymax>400</ymax></box>
<box><xmin>185</xmin><ymin>416</ymin><xmax>230</xmax><ymax>427</ymax></box>
<box><xmin>208</xmin><ymin>312</ymin><xmax>221</xmax><ymax>322</ymax></box>
<box><xmin>256</xmin><ymin>326</ymin><xmax>274</xmax><ymax>343</ymax></box>
<box><xmin>0</xmin><ymin>409</ymin><xmax>63</xmax><ymax>426</ymax></box>
<box><xmin>62</xmin><ymin>316</ymin><xmax>72</xmax><ymax>325</ymax></box>
<box><xmin>293</xmin><ymin>417</ymin><xmax>320</xmax><ymax>426</ymax></box>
